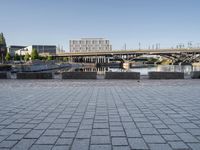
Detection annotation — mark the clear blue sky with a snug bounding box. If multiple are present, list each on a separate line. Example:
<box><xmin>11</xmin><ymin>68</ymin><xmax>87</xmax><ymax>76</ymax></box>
<box><xmin>1</xmin><ymin>0</ymin><xmax>200</xmax><ymax>51</ymax></box>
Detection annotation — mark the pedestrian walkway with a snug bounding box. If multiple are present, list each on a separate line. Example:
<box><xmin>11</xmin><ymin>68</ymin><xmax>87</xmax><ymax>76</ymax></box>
<box><xmin>0</xmin><ymin>80</ymin><xmax>200</xmax><ymax>150</ymax></box>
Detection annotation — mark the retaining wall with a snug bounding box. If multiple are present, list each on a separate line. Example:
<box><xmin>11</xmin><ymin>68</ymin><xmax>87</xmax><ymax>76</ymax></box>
<box><xmin>0</xmin><ymin>72</ymin><xmax>10</xmax><ymax>79</ymax></box>
<box><xmin>105</xmin><ymin>72</ymin><xmax>140</xmax><ymax>79</ymax></box>
<box><xmin>148</xmin><ymin>72</ymin><xmax>184</xmax><ymax>79</ymax></box>
<box><xmin>62</xmin><ymin>72</ymin><xmax>97</xmax><ymax>79</ymax></box>
<box><xmin>17</xmin><ymin>72</ymin><xmax>53</xmax><ymax>79</ymax></box>
<box><xmin>191</xmin><ymin>71</ymin><xmax>200</xmax><ymax>79</ymax></box>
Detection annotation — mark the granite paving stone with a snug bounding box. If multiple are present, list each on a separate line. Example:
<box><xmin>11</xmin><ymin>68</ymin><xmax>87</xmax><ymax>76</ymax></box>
<box><xmin>112</xmin><ymin>146</ymin><xmax>131</xmax><ymax>150</ymax></box>
<box><xmin>71</xmin><ymin>139</ymin><xmax>90</xmax><ymax>150</ymax></box>
<box><xmin>7</xmin><ymin>134</ymin><xmax>24</xmax><ymax>140</ymax></box>
<box><xmin>169</xmin><ymin>141</ymin><xmax>189</xmax><ymax>150</ymax></box>
<box><xmin>24</xmin><ymin>130</ymin><xmax>45</xmax><ymax>139</ymax></box>
<box><xmin>0</xmin><ymin>80</ymin><xmax>199</xmax><ymax>150</ymax></box>
<box><xmin>176</xmin><ymin>132</ymin><xmax>199</xmax><ymax>143</ymax></box>
<box><xmin>52</xmin><ymin>145</ymin><xmax>70</xmax><ymax>150</ymax></box>
<box><xmin>128</xmin><ymin>138</ymin><xmax>148</xmax><ymax>149</ymax></box>
<box><xmin>143</xmin><ymin>135</ymin><xmax>166</xmax><ymax>143</ymax></box>
<box><xmin>188</xmin><ymin>143</ymin><xmax>200</xmax><ymax>150</ymax></box>
<box><xmin>43</xmin><ymin>129</ymin><xmax>63</xmax><ymax>136</ymax></box>
<box><xmin>35</xmin><ymin>136</ymin><xmax>58</xmax><ymax>145</ymax></box>
<box><xmin>112</xmin><ymin>137</ymin><xmax>128</xmax><ymax>146</ymax></box>
<box><xmin>148</xmin><ymin>144</ymin><xmax>172</xmax><ymax>150</ymax></box>
<box><xmin>29</xmin><ymin>145</ymin><xmax>53</xmax><ymax>150</ymax></box>
<box><xmin>92</xmin><ymin>129</ymin><xmax>110</xmax><ymax>136</ymax></box>
<box><xmin>55</xmin><ymin>138</ymin><xmax>73</xmax><ymax>145</ymax></box>
<box><xmin>91</xmin><ymin>136</ymin><xmax>111</xmax><ymax>144</ymax></box>
<box><xmin>12</xmin><ymin>139</ymin><xmax>36</xmax><ymax>150</ymax></box>
<box><xmin>0</xmin><ymin>140</ymin><xmax>18</xmax><ymax>149</ymax></box>
<box><xmin>90</xmin><ymin>145</ymin><xmax>112</xmax><ymax>150</ymax></box>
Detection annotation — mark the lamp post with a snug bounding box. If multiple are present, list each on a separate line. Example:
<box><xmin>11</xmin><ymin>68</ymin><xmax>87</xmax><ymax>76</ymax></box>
<box><xmin>139</xmin><ymin>42</ymin><xmax>141</xmax><ymax>50</ymax></box>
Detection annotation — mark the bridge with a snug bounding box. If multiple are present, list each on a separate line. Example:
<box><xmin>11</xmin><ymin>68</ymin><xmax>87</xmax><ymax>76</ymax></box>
<box><xmin>53</xmin><ymin>48</ymin><xmax>200</xmax><ymax>64</ymax></box>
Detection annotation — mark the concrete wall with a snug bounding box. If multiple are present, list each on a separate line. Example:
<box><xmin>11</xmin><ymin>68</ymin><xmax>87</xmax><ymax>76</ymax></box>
<box><xmin>148</xmin><ymin>72</ymin><xmax>184</xmax><ymax>79</ymax></box>
<box><xmin>105</xmin><ymin>72</ymin><xmax>140</xmax><ymax>79</ymax></box>
<box><xmin>62</xmin><ymin>72</ymin><xmax>97</xmax><ymax>79</ymax></box>
<box><xmin>191</xmin><ymin>71</ymin><xmax>200</xmax><ymax>79</ymax></box>
<box><xmin>17</xmin><ymin>72</ymin><xmax>53</xmax><ymax>79</ymax></box>
<box><xmin>0</xmin><ymin>72</ymin><xmax>10</xmax><ymax>79</ymax></box>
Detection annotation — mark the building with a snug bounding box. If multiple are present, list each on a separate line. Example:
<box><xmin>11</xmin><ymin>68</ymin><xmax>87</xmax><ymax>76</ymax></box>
<box><xmin>15</xmin><ymin>45</ymin><xmax>56</xmax><ymax>56</ymax></box>
<box><xmin>8</xmin><ymin>45</ymin><xmax>26</xmax><ymax>57</ymax></box>
<box><xmin>69</xmin><ymin>38</ymin><xmax>112</xmax><ymax>53</ymax></box>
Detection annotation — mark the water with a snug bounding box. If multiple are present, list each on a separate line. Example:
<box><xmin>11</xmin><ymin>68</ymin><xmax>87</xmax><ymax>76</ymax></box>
<box><xmin>127</xmin><ymin>65</ymin><xmax>200</xmax><ymax>75</ymax></box>
<box><xmin>60</xmin><ymin>65</ymin><xmax>200</xmax><ymax>75</ymax></box>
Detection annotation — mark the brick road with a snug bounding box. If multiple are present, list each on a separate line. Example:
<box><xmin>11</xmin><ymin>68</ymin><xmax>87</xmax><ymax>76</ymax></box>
<box><xmin>0</xmin><ymin>79</ymin><xmax>200</xmax><ymax>150</ymax></box>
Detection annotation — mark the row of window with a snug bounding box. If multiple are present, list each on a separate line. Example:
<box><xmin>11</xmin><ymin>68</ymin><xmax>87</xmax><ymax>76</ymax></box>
<box><xmin>70</xmin><ymin>49</ymin><xmax>112</xmax><ymax>52</ymax></box>
<box><xmin>71</xmin><ymin>47</ymin><xmax>111</xmax><ymax>50</ymax></box>
<box><xmin>70</xmin><ymin>40</ymin><xmax>109</xmax><ymax>45</ymax></box>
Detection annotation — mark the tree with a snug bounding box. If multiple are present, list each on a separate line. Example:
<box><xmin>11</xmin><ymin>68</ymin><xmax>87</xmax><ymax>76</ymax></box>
<box><xmin>63</xmin><ymin>57</ymin><xmax>69</xmax><ymax>62</ymax></box>
<box><xmin>0</xmin><ymin>32</ymin><xmax>7</xmax><ymax>63</ymax></box>
<box><xmin>14</xmin><ymin>54</ymin><xmax>20</xmax><ymax>61</ymax></box>
<box><xmin>0</xmin><ymin>33</ymin><xmax>6</xmax><ymax>46</ymax></box>
<box><xmin>5</xmin><ymin>52</ymin><xmax>11</xmax><ymax>61</ymax></box>
<box><xmin>31</xmin><ymin>48</ymin><xmax>39</xmax><ymax>60</ymax></box>
<box><xmin>24</xmin><ymin>53</ymin><xmax>30</xmax><ymax>61</ymax></box>
<box><xmin>47</xmin><ymin>55</ymin><xmax>53</xmax><ymax>61</ymax></box>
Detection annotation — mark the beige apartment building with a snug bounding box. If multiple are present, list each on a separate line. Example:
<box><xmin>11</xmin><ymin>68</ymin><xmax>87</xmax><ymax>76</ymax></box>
<box><xmin>69</xmin><ymin>38</ymin><xmax>112</xmax><ymax>52</ymax></box>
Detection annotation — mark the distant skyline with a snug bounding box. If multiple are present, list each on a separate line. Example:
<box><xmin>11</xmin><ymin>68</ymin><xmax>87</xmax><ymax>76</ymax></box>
<box><xmin>1</xmin><ymin>0</ymin><xmax>200</xmax><ymax>51</ymax></box>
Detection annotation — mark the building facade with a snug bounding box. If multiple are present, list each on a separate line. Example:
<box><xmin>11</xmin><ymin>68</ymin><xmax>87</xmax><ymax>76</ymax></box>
<box><xmin>69</xmin><ymin>38</ymin><xmax>112</xmax><ymax>53</ymax></box>
<box><xmin>15</xmin><ymin>45</ymin><xmax>56</xmax><ymax>56</ymax></box>
<box><xmin>8</xmin><ymin>45</ymin><xmax>26</xmax><ymax>57</ymax></box>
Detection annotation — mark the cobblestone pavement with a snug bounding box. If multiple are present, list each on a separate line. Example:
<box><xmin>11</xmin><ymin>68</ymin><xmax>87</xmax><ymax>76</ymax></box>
<box><xmin>0</xmin><ymin>79</ymin><xmax>200</xmax><ymax>150</ymax></box>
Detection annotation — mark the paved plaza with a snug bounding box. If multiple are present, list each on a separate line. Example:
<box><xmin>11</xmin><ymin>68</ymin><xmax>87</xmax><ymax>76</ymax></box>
<box><xmin>0</xmin><ymin>79</ymin><xmax>200</xmax><ymax>150</ymax></box>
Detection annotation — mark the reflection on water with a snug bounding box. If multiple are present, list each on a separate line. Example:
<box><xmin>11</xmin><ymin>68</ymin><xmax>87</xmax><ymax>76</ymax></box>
<box><xmin>129</xmin><ymin>65</ymin><xmax>200</xmax><ymax>75</ymax></box>
<box><xmin>60</xmin><ymin>65</ymin><xmax>200</xmax><ymax>75</ymax></box>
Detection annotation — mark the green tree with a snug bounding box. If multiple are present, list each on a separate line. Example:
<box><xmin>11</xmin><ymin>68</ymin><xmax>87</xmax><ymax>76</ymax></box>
<box><xmin>14</xmin><ymin>53</ymin><xmax>20</xmax><ymax>61</ymax></box>
<box><xmin>31</xmin><ymin>48</ymin><xmax>39</xmax><ymax>60</ymax></box>
<box><xmin>0</xmin><ymin>33</ymin><xmax>6</xmax><ymax>46</ymax></box>
<box><xmin>63</xmin><ymin>57</ymin><xmax>69</xmax><ymax>62</ymax></box>
<box><xmin>0</xmin><ymin>32</ymin><xmax>7</xmax><ymax>63</ymax></box>
<box><xmin>47</xmin><ymin>55</ymin><xmax>53</xmax><ymax>61</ymax></box>
<box><xmin>24</xmin><ymin>53</ymin><xmax>30</xmax><ymax>61</ymax></box>
<box><xmin>5</xmin><ymin>52</ymin><xmax>11</xmax><ymax>61</ymax></box>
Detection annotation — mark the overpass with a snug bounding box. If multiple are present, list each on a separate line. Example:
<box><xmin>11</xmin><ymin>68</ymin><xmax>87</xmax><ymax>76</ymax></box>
<box><xmin>55</xmin><ymin>48</ymin><xmax>200</xmax><ymax>57</ymax></box>
<box><xmin>53</xmin><ymin>48</ymin><xmax>200</xmax><ymax>64</ymax></box>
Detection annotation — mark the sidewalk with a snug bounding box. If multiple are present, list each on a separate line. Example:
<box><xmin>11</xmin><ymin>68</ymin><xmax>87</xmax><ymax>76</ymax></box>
<box><xmin>0</xmin><ymin>80</ymin><xmax>200</xmax><ymax>150</ymax></box>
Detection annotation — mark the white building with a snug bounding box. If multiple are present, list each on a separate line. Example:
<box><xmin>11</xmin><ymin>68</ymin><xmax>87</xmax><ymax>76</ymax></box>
<box><xmin>15</xmin><ymin>45</ymin><xmax>56</xmax><ymax>56</ymax></box>
<box><xmin>8</xmin><ymin>45</ymin><xmax>26</xmax><ymax>57</ymax></box>
<box><xmin>69</xmin><ymin>38</ymin><xmax>112</xmax><ymax>53</ymax></box>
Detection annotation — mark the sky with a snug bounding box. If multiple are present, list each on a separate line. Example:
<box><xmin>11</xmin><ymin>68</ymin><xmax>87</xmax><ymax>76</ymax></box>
<box><xmin>0</xmin><ymin>0</ymin><xmax>200</xmax><ymax>51</ymax></box>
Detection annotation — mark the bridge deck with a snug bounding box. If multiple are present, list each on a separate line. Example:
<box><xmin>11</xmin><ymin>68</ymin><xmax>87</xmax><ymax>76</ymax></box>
<box><xmin>55</xmin><ymin>48</ymin><xmax>200</xmax><ymax>57</ymax></box>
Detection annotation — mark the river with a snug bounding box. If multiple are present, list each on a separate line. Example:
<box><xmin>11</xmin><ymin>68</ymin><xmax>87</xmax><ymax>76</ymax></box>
<box><xmin>64</xmin><ymin>65</ymin><xmax>200</xmax><ymax>75</ymax></box>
